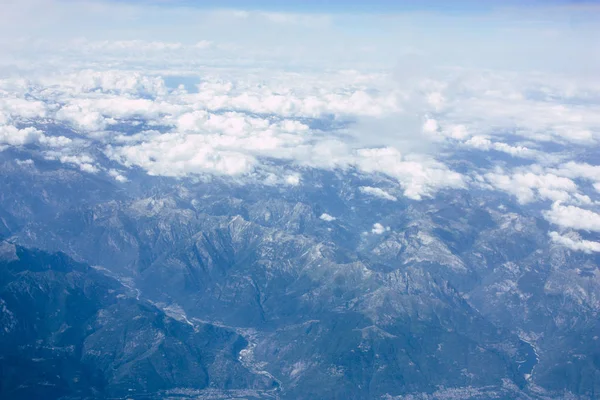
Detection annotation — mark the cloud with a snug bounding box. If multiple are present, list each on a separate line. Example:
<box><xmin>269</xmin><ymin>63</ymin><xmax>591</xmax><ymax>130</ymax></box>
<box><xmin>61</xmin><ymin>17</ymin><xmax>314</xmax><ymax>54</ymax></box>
<box><xmin>105</xmin><ymin>133</ymin><xmax>255</xmax><ymax>177</ymax></box>
<box><xmin>108</xmin><ymin>168</ymin><xmax>128</xmax><ymax>183</ymax></box>
<box><xmin>0</xmin><ymin>60</ymin><xmax>599</xmax><ymax>208</ymax></box>
<box><xmin>0</xmin><ymin>126</ymin><xmax>43</xmax><ymax>146</ymax></box>
<box><xmin>105</xmin><ymin>116</ymin><xmax>464</xmax><ymax>199</ymax></box>
<box><xmin>429</xmin><ymin>72</ymin><xmax>600</xmax><ymax>147</ymax></box>
<box><xmin>371</xmin><ymin>223</ymin><xmax>390</xmax><ymax>235</ymax></box>
<box><xmin>359</xmin><ymin>186</ymin><xmax>398</xmax><ymax>201</ymax></box>
<box><xmin>285</xmin><ymin>174</ymin><xmax>301</xmax><ymax>186</ymax></box>
<box><xmin>186</xmin><ymin>80</ymin><xmax>399</xmax><ymax>119</ymax></box>
<box><xmin>82</xmin><ymin>39</ymin><xmax>184</xmax><ymax>52</ymax></box>
<box><xmin>40</xmin><ymin>70</ymin><xmax>168</xmax><ymax>97</ymax></box>
<box><xmin>52</xmin><ymin>73</ymin><xmax>456</xmax><ymax>200</ymax></box>
<box><xmin>43</xmin><ymin>151</ymin><xmax>100</xmax><ymax>174</ymax></box>
<box><xmin>0</xmin><ymin>125</ymin><xmax>71</xmax><ymax>148</ymax></box>
<box><xmin>319</xmin><ymin>213</ymin><xmax>336</xmax><ymax>222</ymax></box>
<box><xmin>0</xmin><ymin>96</ymin><xmax>47</xmax><ymax>121</ymax></box>
<box><xmin>549</xmin><ymin>231</ymin><xmax>600</xmax><ymax>253</ymax></box>
<box><xmin>543</xmin><ymin>202</ymin><xmax>600</xmax><ymax>233</ymax></box>
<box><xmin>484</xmin><ymin>171</ymin><xmax>579</xmax><ymax>204</ymax></box>
<box><xmin>355</xmin><ymin>148</ymin><xmax>465</xmax><ymax>200</ymax></box>
<box><xmin>15</xmin><ymin>158</ymin><xmax>34</xmax><ymax>166</ymax></box>
<box><xmin>463</xmin><ymin>136</ymin><xmax>538</xmax><ymax>159</ymax></box>
<box><xmin>56</xmin><ymin>104</ymin><xmax>107</xmax><ymax>132</ymax></box>
<box><xmin>548</xmin><ymin>162</ymin><xmax>600</xmax><ymax>182</ymax></box>
<box><xmin>2</xmin><ymin>0</ymin><xmax>599</xmax><ymax>74</ymax></box>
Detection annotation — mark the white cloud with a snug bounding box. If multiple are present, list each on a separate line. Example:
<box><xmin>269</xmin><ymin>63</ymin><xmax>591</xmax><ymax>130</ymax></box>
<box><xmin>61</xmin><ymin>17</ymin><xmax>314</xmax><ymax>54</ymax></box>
<box><xmin>355</xmin><ymin>148</ymin><xmax>465</xmax><ymax>200</ymax></box>
<box><xmin>56</xmin><ymin>103</ymin><xmax>107</xmax><ymax>132</ymax></box>
<box><xmin>0</xmin><ymin>57</ymin><xmax>599</xmax><ymax>209</ymax></box>
<box><xmin>319</xmin><ymin>213</ymin><xmax>336</xmax><ymax>222</ymax></box>
<box><xmin>371</xmin><ymin>223</ymin><xmax>390</xmax><ymax>235</ymax></box>
<box><xmin>78</xmin><ymin>162</ymin><xmax>100</xmax><ymax>174</ymax></box>
<box><xmin>422</xmin><ymin>118</ymin><xmax>439</xmax><ymax>134</ymax></box>
<box><xmin>44</xmin><ymin>152</ymin><xmax>100</xmax><ymax>174</ymax></box>
<box><xmin>429</xmin><ymin>72</ymin><xmax>600</xmax><ymax>147</ymax></box>
<box><xmin>359</xmin><ymin>186</ymin><xmax>398</xmax><ymax>201</ymax></box>
<box><xmin>0</xmin><ymin>126</ymin><xmax>43</xmax><ymax>146</ymax></box>
<box><xmin>0</xmin><ymin>95</ymin><xmax>47</xmax><ymax>122</ymax></box>
<box><xmin>83</xmin><ymin>40</ymin><xmax>184</xmax><ymax>52</ymax></box>
<box><xmin>0</xmin><ymin>125</ymin><xmax>71</xmax><ymax>148</ymax></box>
<box><xmin>445</xmin><ymin>124</ymin><xmax>470</xmax><ymax>140</ymax></box>
<box><xmin>72</xmin><ymin>82</ymin><xmax>462</xmax><ymax>199</ymax></box>
<box><xmin>543</xmin><ymin>203</ymin><xmax>600</xmax><ymax>233</ymax></box>
<box><xmin>15</xmin><ymin>158</ymin><xmax>34</xmax><ymax>166</ymax></box>
<box><xmin>105</xmin><ymin>133</ymin><xmax>254</xmax><ymax>177</ymax></box>
<box><xmin>42</xmin><ymin>70</ymin><xmax>168</xmax><ymax>97</ymax></box>
<box><xmin>108</xmin><ymin>169</ymin><xmax>128</xmax><ymax>183</ymax></box>
<box><xmin>464</xmin><ymin>136</ymin><xmax>538</xmax><ymax>159</ymax></box>
<box><xmin>549</xmin><ymin>231</ymin><xmax>600</xmax><ymax>253</ymax></box>
<box><xmin>285</xmin><ymin>174</ymin><xmax>301</xmax><ymax>186</ymax></box>
<box><xmin>185</xmin><ymin>81</ymin><xmax>399</xmax><ymax>119</ymax></box>
<box><xmin>549</xmin><ymin>162</ymin><xmax>600</xmax><ymax>182</ymax></box>
<box><xmin>194</xmin><ymin>40</ymin><xmax>212</xmax><ymax>49</ymax></box>
<box><xmin>484</xmin><ymin>171</ymin><xmax>578</xmax><ymax>204</ymax></box>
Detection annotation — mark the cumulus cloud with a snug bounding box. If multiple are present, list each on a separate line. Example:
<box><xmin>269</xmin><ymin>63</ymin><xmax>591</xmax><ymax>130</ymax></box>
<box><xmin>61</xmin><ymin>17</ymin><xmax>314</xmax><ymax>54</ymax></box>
<box><xmin>484</xmin><ymin>171</ymin><xmax>579</xmax><ymax>204</ymax></box>
<box><xmin>549</xmin><ymin>231</ymin><xmax>600</xmax><ymax>254</ymax></box>
<box><xmin>0</xmin><ymin>126</ymin><xmax>43</xmax><ymax>146</ymax></box>
<box><xmin>464</xmin><ymin>136</ymin><xmax>538</xmax><ymax>159</ymax></box>
<box><xmin>355</xmin><ymin>148</ymin><xmax>465</xmax><ymax>200</ymax></box>
<box><xmin>543</xmin><ymin>202</ymin><xmax>600</xmax><ymax>233</ymax></box>
<box><xmin>0</xmin><ymin>96</ymin><xmax>47</xmax><ymax>122</ymax></box>
<box><xmin>371</xmin><ymin>223</ymin><xmax>390</xmax><ymax>235</ymax></box>
<box><xmin>15</xmin><ymin>158</ymin><xmax>34</xmax><ymax>166</ymax></box>
<box><xmin>105</xmin><ymin>134</ymin><xmax>254</xmax><ymax>177</ymax></box>
<box><xmin>105</xmin><ymin>126</ymin><xmax>464</xmax><ymax>199</ymax></box>
<box><xmin>285</xmin><ymin>174</ymin><xmax>301</xmax><ymax>186</ymax></box>
<box><xmin>56</xmin><ymin>104</ymin><xmax>107</xmax><ymax>132</ymax></box>
<box><xmin>42</xmin><ymin>70</ymin><xmax>168</xmax><ymax>97</ymax></box>
<box><xmin>69</xmin><ymin>80</ymin><xmax>461</xmax><ymax>199</ymax></box>
<box><xmin>108</xmin><ymin>169</ymin><xmax>128</xmax><ymax>183</ymax></box>
<box><xmin>185</xmin><ymin>79</ymin><xmax>399</xmax><ymax>118</ymax></box>
<box><xmin>319</xmin><ymin>213</ymin><xmax>336</xmax><ymax>222</ymax></box>
<box><xmin>0</xmin><ymin>60</ymin><xmax>598</xmax><ymax>209</ymax></box>
<box><xmin>43</xmin><ymin>152</ymin><xmax>100</xmax><ymax>174</ymax></box>
<box><xmin>548</xmin><ymin>162</ymin><xmax>600</xmax><ymax>182</ymax></box>
<box><xmin>423</xmin><ymin>71</ymin><xmax>600</xmax><ymax>149</ymax></box>
<box><xmin>0</xmin><ymin>125</ymin><xmax>71</xmax><ymax>148</ymax></box>
<box><xmin>359</xmin><ymin>186</ymin><xmax>398</xmax><ymax>201</ymax></box>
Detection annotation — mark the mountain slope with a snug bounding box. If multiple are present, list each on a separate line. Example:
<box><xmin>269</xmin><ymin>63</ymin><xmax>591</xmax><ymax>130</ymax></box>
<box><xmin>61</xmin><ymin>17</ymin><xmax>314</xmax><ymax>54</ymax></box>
<box><xmin>0</xmin><ymin>241</ymin><xmax>277</xmax><ymax>399</ymax></box>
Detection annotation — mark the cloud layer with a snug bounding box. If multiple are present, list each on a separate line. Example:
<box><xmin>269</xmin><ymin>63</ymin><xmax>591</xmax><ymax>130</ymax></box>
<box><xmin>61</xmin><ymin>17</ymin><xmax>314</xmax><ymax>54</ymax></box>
<box><xmin>0</xmin><ymin>1</ymin><xmax>599</xmax><ymax>252</ymax></box>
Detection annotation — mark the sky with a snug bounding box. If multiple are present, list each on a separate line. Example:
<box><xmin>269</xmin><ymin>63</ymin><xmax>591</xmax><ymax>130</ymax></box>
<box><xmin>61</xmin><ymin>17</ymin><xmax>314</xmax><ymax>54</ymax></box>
<box><xmin>0</xmin><ymin>0</ymin><xmax>597</xmax><ymax>74</ymax></box>
<box><xmin>116</xmin><ymin>0</ymin><xmax>598</xmax><ymax>13</ymax></box>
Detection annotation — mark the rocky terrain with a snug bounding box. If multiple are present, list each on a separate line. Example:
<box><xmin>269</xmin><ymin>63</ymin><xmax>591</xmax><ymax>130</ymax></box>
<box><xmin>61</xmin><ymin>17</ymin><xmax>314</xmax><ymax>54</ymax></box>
<box><xmin>0</xmin><ymin>239</ymin><xmax>277</xmax><ymax>399</ymax></box>
<box><xmin>1</xmin><ymin>147</ymin><xmax>599</xmax><ymax>399</ymax></box>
